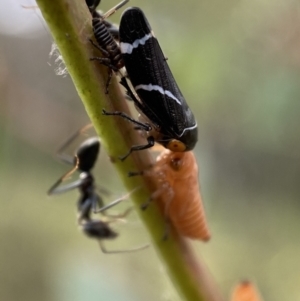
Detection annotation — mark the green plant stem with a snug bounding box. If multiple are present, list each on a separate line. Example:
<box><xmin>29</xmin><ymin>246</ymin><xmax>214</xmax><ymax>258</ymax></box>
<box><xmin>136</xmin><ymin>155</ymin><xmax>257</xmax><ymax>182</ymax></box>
<box><xmin>36</xmin><ymin>1</ymin><xmax>224</xmax><ymax>301</ymax></box>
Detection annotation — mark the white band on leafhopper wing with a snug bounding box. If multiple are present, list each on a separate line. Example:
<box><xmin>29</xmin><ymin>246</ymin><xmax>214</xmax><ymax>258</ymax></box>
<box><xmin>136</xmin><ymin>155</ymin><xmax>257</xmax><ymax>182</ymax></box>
<box><xmin>179</xmin><ymin>123</ymin><xmax>197</xmax><ymax>136</ymax></box>
<box><xmin>120</xmin><ymin>33</ymin><xmax>153</xmax><ymax>54</ymax></box>
<box><xmin>135</xmin><ymin>84</ymin><xmax>182</xmax><ymax>105</ymax></box>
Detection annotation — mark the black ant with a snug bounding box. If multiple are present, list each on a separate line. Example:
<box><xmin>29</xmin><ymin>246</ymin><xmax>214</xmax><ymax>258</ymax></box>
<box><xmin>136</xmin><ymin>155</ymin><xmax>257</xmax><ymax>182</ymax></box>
<box><xmin>48</xmin><ymin>125</ymin><xmax>148</xmax><ymax>253</ymax></box>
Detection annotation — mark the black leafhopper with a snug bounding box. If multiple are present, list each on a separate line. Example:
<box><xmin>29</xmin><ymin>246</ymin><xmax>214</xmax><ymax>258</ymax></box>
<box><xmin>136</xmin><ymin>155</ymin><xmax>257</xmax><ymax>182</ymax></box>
<box><xmin>103</xmin><ymin>7</ymin><xmax>198</xmax><ymax>160</ymax></box>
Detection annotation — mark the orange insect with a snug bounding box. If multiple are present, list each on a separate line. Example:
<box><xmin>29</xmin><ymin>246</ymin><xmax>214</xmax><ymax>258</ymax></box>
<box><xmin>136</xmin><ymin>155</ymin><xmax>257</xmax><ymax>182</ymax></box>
<box><xmin>142</xmin><ymin>149</ymin><xmax>210</xmax><ymax>241</ymax></box>
<box><xmin>230</xmin><ymin>281</ymin><xmax>264</xmax><ymax>301</ymax></box>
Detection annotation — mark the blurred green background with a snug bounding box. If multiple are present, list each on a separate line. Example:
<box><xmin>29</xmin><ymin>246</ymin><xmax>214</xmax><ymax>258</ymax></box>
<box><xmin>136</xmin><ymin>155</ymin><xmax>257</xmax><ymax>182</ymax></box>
<box><xmin>1</xmin><ymin>0</ymin><xmax>300</xmax><ymax>300</ymax></box>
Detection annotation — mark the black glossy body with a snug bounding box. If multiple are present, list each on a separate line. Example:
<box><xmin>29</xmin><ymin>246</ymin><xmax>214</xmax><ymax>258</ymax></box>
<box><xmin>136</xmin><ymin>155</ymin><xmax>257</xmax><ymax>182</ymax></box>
<box><xmin>47</xmin><ymin>128</ymin><xmax>149</xmax><ymax>253</ymax></box>
<box><xmin>119</xmin><ymin>7</ymin><xmax>198</xmax><ymax>151</ymax></box>
<box><xmin>47</xmin><ymin>135</ymin><xmax>116</xmax><ymax>243</ymax></box>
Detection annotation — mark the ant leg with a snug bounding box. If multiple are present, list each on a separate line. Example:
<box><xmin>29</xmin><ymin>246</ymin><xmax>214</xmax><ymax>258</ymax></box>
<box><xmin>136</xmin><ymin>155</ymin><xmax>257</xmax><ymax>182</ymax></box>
<box><xmin>48</xmin><ymin>157</ymin><xmax>81</xmax><ymax>195</ymax></box>
<box><xmin>140</xmin><ymin>182</ymin><xmax>174</xmax><ymax>241</ymax></box>
<box><xmin>140</xmin><ymin>184</ymin><xmax>166</xmax><ymax>210</ymax></box>
<box><xmin>102</xmin><ymin>0</ymin><xmax>129</xmax><ymax>19</ymax></box>
<box><xmin>48</xmin><ymin>177</ymin><xmax>84</xmax><ymax>196</ymax></box>
<box><xmin>49</xmin><ymin>124</ymin><xmax>95</xmax><ymax>195</ymax></box>
<box><xmin>98</xmin><ymin>240</ymin><xmax>149</xmax><ymax>254</ymax></box>
<box><xmin>95</xmin><ymin>189</ymin><xmax>139</xmax><ymax>217</ymax></box>
<box><xmin>91</xmin><ymin>193</ymin><xmax>104</xmax><ymax>213</ymax></box>
<box><xmin>140</xmin><ymin>197</ymin><xmax>153</xmax><ymax>211</ymax></box>
<box><xmin>96</xmin><ymin>186</ymin><xmax>111</xmax><ymax>196</ymax></box>
<box><xmin>90</xmin><ymin>193</ymin><xmax>131</xmax><ymax>219</ymax></box>
<box><xmin>140</xmin><ymin>181</ymin><xmax>171</xmax><ymax>210</ymax></box>
<box><xmin>101</xmin><ymin>207</ymin><xmax>133</xmax><ymax>220</ymax></box>
<box><xmin>95</xmin><ymin>193</ymin><xmax>128</xmax><ymax>213</ymax></box>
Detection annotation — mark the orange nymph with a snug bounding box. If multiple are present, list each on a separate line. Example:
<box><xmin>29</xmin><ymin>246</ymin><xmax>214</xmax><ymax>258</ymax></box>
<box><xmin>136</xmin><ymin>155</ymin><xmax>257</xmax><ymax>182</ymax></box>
<box><xmin>150</xmin><ymin>149</ymin><xmax>210</xmax><ymax>241</ymax></box>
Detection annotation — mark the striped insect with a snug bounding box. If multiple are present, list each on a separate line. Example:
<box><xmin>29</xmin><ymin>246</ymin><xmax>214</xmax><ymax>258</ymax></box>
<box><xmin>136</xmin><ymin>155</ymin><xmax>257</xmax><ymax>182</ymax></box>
<box><xmin>86</xmin><ymin>0</ymin><xmax>129</xmax><ymax>93</ymax></box>
<box><xmin>48</xmin><ymin>125</ymin><xmax>148</xmax><ymax>253</ymax></box>
<box><xmin>103</xmin><ymin>7</ymin><xmax>198</xmax><ymax>161</ymax></box>
<box><xmin>86</xmin><ymin>0</ymin><xmax>121</xmax><ymax>40</ymax></box>
<box><xmin>130</xmin><ymin>149</ymin><xmax>210</xmax><ymax>241</ymax></box>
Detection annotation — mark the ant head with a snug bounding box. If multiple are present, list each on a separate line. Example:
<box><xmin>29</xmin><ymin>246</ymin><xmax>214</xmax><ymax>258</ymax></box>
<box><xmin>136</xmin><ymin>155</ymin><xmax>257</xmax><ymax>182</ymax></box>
<box><xmin>75</xmin><ymin>137</ymin><xmax>100</xmax><ymax>172</ymax></box>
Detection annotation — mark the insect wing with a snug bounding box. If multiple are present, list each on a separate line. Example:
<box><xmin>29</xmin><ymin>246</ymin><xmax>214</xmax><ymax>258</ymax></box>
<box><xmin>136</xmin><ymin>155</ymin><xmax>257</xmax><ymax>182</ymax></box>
<box><xmin>119</xmin><ymin>7</ymin><xmax>196</xmax><ymax>138</ymax></box>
